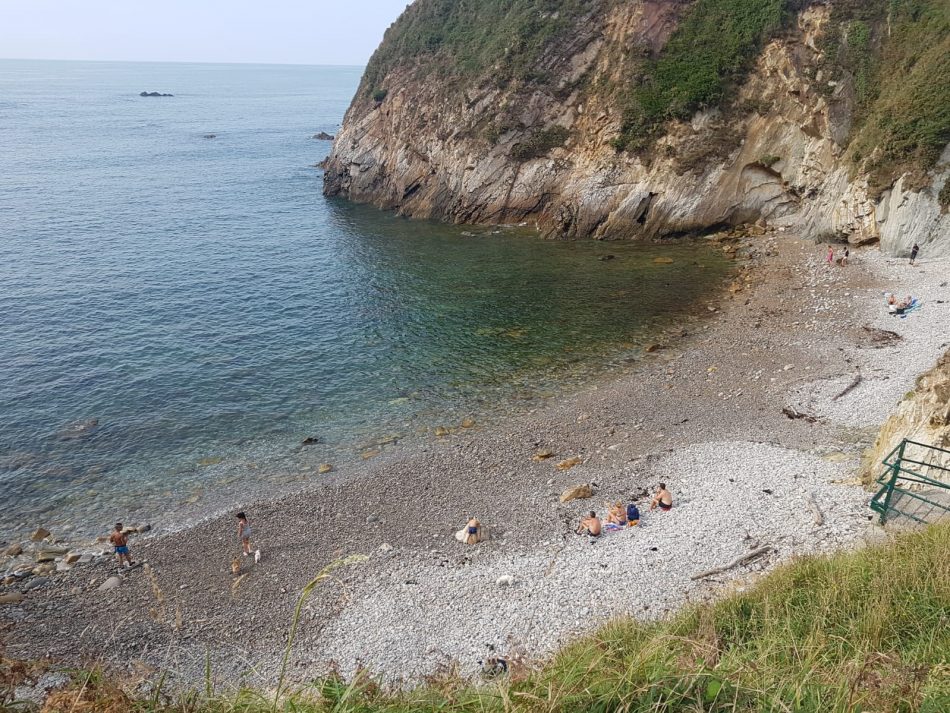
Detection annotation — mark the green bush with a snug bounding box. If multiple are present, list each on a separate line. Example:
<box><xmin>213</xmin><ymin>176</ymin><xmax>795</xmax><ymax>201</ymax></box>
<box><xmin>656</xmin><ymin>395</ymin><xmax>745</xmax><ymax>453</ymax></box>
<box><xmin>939</xmin><ymin>179</ymin><xmax>950</xmax><ymax>211</ymax></box>
<box><xmin>371</xmin><ymin>88</ymin><xmax>388</xmax><ymax>102</ymax></box>
<box><xmin>509</xmin><ymin>125</ymin><xmax>570</xmax><ymax>160</ymax></box>
<box><xmin>615</xmin><ymin>0</ymin><xmax>789</xmax><ymax>152</ymax></box>
<box><xmin>758</xmin><ymin>154</ymin><xmax>781</xmax><ymax>167</ymax></box>
<box><xmin>823</xmin><ymin>0</ymin><xmax>950</xmax><ymax>193</ymax></box>
<box><xmin>361</xmin><ymin>0</ymin><xmax>601</xmax><ymax>95</ymax></box>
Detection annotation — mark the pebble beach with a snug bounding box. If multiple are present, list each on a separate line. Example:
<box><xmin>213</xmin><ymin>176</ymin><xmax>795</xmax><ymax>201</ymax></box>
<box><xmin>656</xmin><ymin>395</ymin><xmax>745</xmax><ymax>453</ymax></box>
<box><xmin>2</xmin><ymin>231</ymin><xmax>948</xmax><ymax>692</ymax></box>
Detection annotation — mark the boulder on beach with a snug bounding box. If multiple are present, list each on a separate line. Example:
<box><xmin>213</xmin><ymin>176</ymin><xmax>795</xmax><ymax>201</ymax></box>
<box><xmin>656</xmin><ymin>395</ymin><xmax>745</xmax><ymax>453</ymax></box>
<box><xmin>30</xmin><ymin>528</ymin><xmax>50</xmax><ymax>542</ymax></box>
<box><xmin>312</xmin><ymin>131</ymin><xmax>335</xmax><ymax>140</ymax></box>
<box><xmin>318</xmin><ymin>463</ymin><xmax>333</xmax><ymax>474</ymax></box>
<box><xmin>0</xmin><ymin>593</ymin><xmax>25</xmax><ymax>605</ymax></box>
<box><xmin>556</xmin><ymin>456</ymin><xmax>583</xmax><ymax>471</ymax></box>
<box><xmin>559</xmin><ymin>483</ymin><xmax>593</xmax><ymax>503</ymax></box>
<box><xmin>139</xmin><ymin>91</ymin><xmax>173</xmax><ymax>97</ymax></box>
<box><xmin>98</xmin><ymin>576</ymin><xmax>122</xmax><ymax>592</ymax></box>
<box><xmin>4</xmin><ymin>543</ymin><xmax>23</xmax><ymax>557</ymax></box>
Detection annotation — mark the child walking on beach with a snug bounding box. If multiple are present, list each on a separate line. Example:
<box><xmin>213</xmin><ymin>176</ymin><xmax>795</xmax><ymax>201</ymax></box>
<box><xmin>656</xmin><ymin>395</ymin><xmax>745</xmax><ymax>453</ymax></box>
<box><xmin>236</xmin><ymin>512</ymin><xmax>252</xmax><ymax>556</ymax></box>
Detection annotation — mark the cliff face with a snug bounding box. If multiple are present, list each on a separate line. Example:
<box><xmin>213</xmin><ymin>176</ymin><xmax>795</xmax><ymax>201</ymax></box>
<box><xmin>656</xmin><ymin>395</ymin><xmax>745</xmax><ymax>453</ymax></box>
<box><xmin>861</xmin><ymin>349</ymin><xmax>950</xmax><ymax>482</ymax></box>
<box><xmin>325</xmin><ymin>1</ymin><xmax>949</xmax><ymax>254</ymax></box>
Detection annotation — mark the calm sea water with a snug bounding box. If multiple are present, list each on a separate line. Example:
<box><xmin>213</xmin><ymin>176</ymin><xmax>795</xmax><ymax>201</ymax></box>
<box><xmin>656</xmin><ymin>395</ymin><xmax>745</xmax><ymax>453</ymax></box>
<box><xmin>0</xmin><ymin>60</ymin><xmax>729</xmax><ymax>538</ymax></box>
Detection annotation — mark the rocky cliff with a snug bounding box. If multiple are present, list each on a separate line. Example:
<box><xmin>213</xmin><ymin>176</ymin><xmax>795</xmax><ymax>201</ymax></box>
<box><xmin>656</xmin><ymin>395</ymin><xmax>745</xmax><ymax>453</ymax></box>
<box><xmin>325</xmin><ymin>0</ymin><xmax>949</xmax><ymax>254</ymax></box>
<box><xmin>861</xmin><ymin>348</ymin><xmax>950</xmax><ymax>482</ymax></box>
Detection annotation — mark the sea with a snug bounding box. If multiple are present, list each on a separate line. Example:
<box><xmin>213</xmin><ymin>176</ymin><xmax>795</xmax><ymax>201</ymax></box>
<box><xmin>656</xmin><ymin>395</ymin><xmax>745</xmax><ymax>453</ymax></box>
<box><xmin>0</xmin><ymin>60</ymin><xmax>730</xmax><ymax>539</ymax></box>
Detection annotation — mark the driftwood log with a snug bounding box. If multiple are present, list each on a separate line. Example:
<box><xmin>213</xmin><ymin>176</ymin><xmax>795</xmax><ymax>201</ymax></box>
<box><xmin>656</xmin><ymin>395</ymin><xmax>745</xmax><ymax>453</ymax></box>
<box><xmin>806</xmin><ymin>491</ymin><xmax>825</xmax><ymax>525</ymax></box>
<box><xmin>782</xmin><ymin>406</ymin><xmax>818</xmax><ymax>423</ymax></box>
<box><xmin>833</xmin><ymin>372</ymin><xmax>862</xmax><ymax>401</ymax></box>
<box><xmin>690</xmin><ymin>545</ymin><xmax>772</xmax><ymax>580</ymax></box>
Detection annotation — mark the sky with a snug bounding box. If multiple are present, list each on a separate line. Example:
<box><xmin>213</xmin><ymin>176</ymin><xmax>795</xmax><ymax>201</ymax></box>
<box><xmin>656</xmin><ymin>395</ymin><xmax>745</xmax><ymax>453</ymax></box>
<box><xmin>0</xmin><ymin>0</ymin><xmax>412</xmax><ymax>65</ymax></box>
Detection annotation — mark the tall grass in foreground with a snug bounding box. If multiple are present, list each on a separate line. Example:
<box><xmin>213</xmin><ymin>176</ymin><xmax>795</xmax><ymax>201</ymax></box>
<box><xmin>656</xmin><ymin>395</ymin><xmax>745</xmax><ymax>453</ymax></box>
<box><xmin>15</xmin><ymin>524</ymin><xmax>950</xmax><ymax>713</ymax></box>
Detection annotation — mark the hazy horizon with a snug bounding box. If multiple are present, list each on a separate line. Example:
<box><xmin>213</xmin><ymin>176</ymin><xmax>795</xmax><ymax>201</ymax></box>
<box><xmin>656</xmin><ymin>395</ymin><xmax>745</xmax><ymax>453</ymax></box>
<box><xmin>1</xmin><ymin>0</ymin><xmax>409</xmax><ymax>66</ymax></box>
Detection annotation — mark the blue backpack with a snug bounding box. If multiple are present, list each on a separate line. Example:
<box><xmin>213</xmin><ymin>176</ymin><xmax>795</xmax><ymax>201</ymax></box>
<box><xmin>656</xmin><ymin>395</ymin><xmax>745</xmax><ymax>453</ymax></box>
<box><xmin>626</xmin><ymin>504</ymin><xmax>640</xmax><ymax>522</ymax></box>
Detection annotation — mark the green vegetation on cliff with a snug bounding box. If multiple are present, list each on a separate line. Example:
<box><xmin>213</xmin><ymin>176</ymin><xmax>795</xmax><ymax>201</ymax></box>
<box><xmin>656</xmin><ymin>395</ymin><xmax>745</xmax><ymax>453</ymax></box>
<box><xmin>614</xmin><ymin>0</ymin><xmax>792</xmax><ymax>152</ymax></box>
<box><xmin>11</xmin><ymin>524</ymin><xmax>949</xmax><ymax>712</ymax></box>
<box><xmin>361</xmin><ymin>0</ymin><xmax>948</xmax><ymax>192</ymax></box>
<box><xmin>826</xmin><ymin>0</ymin><xmax>950</xmax><ymax>193</ymax></box>
<box><xmin>361</xmin><ymin>0</ymin><xmax>604</xmax><ymax>94</ymax></box>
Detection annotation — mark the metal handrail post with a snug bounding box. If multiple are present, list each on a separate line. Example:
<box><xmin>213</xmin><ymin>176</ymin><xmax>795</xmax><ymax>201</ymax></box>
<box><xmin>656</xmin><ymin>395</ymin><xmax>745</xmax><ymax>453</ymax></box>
<box><xmin>878</xmin><ymin>439</ymin><xmax>907</xmax><ymax>525</ymax></box>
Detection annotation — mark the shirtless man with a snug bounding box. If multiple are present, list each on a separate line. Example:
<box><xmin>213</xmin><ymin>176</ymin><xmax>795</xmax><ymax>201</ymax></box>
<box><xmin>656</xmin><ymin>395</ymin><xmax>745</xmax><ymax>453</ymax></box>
<box><xmin>650</xmin><ymin>483</ymin><xmax>673</xmax><ymax>512</ymax></box>
<box><xmin>575</xmin><ymin>511</ymin><xmax>602</xmax><ymax>537</ymax></box>
<box><xmin>109</xmin><ymin>523</ymin><xmax>134</xmax><ymax>568</ymax></box>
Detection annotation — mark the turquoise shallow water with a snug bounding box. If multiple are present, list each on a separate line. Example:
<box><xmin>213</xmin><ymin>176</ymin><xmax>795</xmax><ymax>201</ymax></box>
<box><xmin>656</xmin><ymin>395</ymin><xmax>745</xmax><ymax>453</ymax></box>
<box><xmin>0</xmin><ymin>60</ymin><xmax>729</xmax><ymax>538</ymax></box>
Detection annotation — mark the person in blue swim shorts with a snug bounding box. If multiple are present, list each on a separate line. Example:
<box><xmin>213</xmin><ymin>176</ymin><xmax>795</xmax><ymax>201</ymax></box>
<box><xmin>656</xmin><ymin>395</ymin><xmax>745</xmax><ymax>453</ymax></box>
<box><xmin>108</xmin><ymin>522</ymin><xmax>135</xmax><ymax>568</ymax></box>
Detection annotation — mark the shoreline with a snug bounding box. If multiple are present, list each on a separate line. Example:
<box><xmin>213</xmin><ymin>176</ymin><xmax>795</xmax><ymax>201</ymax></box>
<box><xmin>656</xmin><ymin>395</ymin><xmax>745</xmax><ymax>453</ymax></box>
<box><xmin>2</xmin><ymin>231</ymin><xmax>948</xmax><ymax>690</ymax></box>
<box><xmin>0</xmin><ymin>236</ymin><xmax>732</xmax><ymax>545</ymax></box>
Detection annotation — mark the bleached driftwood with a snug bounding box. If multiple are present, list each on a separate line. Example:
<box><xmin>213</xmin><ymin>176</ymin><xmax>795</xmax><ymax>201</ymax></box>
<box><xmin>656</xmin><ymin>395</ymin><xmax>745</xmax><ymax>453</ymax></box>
<box><xmin>806</xmin><ymin>491</ymin><xmax>825</xmax><ymax>525</ymax></box>
<box><xmin>690</xmin><ymin>545</ymin><xmax>772</xmax><ymax>581</ymax></box>
<box><xmin>833</xmin><ymin>372</ymin><xmax>862</xmax><ymax>401</ymax></box>
<box><xmin>782</xmin><ymin>406</ymin><xmax>818</xmax><ymax>423</ymax></box>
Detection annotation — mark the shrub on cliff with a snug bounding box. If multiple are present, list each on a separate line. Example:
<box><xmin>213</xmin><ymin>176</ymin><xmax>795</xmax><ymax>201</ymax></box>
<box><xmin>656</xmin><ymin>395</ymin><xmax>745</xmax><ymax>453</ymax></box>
<box><xmin>614</xmin><ymin>0</ymin><xmax>790</xmax><ymax>152</ymax></box>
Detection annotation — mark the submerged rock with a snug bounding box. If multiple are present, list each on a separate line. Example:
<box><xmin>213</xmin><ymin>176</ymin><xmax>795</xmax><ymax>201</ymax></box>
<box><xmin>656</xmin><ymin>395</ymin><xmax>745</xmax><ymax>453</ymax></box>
<box><xmin>139</xmin><ymin>91</ymin><xmax>173</xmax><ymax>97</ymax></box>
<box><xmin>30</xmin><ymin>528</ymin><xmax>50</xmax><ymax>542</ymax></box>
<box><xmin>58</xmin><ymin>418</ymin><xmax>98</xmax><ymax>440</ymax></box>
<box><xmin>312</xmin><ymin>131</ymin><xmax>335</xmax><ymax>140</ymax></box>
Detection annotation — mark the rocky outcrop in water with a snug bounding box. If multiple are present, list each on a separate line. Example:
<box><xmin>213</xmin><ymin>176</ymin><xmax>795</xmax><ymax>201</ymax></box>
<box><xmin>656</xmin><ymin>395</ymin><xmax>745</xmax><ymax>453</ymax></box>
<box><xmin>324</xmin><ymin>1</ymin><xmax>949</xmax><ymax>255</ymax></box>
<box><xmin>139</xmin><ymin>91</ymin><xmax>173</xmax><ymax>97</ymax></box>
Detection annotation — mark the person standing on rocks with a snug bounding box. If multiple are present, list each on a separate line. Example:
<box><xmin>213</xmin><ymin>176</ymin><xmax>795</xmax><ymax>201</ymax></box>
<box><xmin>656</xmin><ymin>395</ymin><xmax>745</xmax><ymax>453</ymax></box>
<box><xmin>910</xmin><ymin>243</ymin><xmax>920</xmax><ymax>265</ymax></box>
<box><xmin>109</xmin><ymin>523</ymin><xmax>134</xmax><ymax>569</ymax></box>
<box><xmin>650</xmin><ymin>483</ymin><xmax>673</xmax><ymax>512</ymax></box>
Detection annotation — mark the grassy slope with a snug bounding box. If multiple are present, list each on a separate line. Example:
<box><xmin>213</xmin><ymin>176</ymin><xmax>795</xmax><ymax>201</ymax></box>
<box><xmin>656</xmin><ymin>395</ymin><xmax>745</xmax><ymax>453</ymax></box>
<box><xmin>19</xmin><ymin>523</ymin><xmax>949</xmax><ymax>713</ymax></box>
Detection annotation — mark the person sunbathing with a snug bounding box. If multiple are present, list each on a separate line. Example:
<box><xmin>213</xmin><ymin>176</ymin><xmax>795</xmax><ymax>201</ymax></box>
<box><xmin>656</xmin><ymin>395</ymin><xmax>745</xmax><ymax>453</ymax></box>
<box><xmin>605</xmin><ymin>501</ymin><xmax>626</xmax><ymax>525</ymax></box>
<box><xmin>650</xmin><ymin>483</ymin><xmax>673</xmax><ymax>511</ymax></box>
<box><xmin>575</xmin><ymin>511</ymin><xmax>602</xmax><ymax>537</ymax></box>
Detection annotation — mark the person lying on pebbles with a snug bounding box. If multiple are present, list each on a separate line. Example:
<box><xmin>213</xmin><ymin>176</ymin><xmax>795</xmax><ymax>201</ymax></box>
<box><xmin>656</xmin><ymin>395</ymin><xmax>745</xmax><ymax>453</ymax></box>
<box><xmin>455</xmin><ymin>517</ymin><xmax>485</xmax><ymax>544</ymax></box>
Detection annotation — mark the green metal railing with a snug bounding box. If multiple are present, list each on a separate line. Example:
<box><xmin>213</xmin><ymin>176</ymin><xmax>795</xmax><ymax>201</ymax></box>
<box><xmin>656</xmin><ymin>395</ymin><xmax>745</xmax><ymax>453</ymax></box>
<box><xmin>870</xmin><ymin>438</ymin><xmax>950</xmax><ymax>524</ymax></box>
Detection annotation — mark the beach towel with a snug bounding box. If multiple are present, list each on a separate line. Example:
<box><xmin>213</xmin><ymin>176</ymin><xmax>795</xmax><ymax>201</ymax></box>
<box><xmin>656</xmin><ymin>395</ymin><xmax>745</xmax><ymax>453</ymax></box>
<box><xmin>899</xmin><ymin>298</ymin><xmax>921</xmax><ymax>318</ymax></box>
